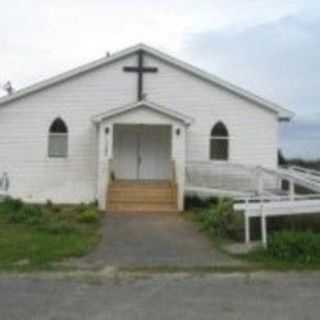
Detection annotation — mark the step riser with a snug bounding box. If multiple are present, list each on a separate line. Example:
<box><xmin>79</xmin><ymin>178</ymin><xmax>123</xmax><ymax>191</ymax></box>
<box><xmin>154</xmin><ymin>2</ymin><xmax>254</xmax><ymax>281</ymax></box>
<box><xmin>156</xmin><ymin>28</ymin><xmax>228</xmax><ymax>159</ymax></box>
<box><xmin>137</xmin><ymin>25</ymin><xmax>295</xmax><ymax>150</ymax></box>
<box><xmin>109</xmin><ymin>194</ymin><xmax>174</xmax><ymax>203</ymax></box>
<box><xmin>107</xmin><ymin>181</ymin><xmax>177</xmax><ymax>213</ymax></box>
<box><xmin>107</xmin><ymin>204</ymin><xmax>177</xmax><ymax>212</ymax></box>
<box><xmin>109</xmin><ymin>199</ymin><xmax>175</xmax><ymax>204</ymax></box>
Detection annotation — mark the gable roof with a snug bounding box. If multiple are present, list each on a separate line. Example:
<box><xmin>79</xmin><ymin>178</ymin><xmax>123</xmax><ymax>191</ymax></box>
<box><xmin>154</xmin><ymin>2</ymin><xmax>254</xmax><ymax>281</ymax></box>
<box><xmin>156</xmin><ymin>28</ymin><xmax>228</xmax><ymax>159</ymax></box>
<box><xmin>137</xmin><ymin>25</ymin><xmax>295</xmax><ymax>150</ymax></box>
<box><xmin>92</xmin><ymin>99</ymin><xmax>194</xmax><ymax>126</ymax></box>
<box><xmin>0</xmin><ymin>43</ymin><xmax>294</xmax><ymax>120</ymax></box>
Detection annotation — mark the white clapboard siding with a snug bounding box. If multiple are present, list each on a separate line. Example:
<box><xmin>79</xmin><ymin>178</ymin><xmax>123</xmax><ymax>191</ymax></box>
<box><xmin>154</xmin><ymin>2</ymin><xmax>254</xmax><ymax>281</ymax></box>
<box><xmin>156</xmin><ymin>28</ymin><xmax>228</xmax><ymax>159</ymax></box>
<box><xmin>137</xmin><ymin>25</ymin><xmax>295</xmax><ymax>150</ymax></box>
<box><xmin>0</xmin><ymin>49</ymin><xmax>279</xmax><ymax>204</ymax></box>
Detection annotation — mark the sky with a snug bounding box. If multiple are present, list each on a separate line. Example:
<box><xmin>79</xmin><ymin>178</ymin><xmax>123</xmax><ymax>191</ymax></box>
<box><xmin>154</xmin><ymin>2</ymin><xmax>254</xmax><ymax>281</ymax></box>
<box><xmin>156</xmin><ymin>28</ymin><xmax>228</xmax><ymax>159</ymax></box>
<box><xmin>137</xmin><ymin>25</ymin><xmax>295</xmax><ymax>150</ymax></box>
<box><xmin>0</xmin><ymin>0</ymin><xmax>319</xmax><ymax>159</ymax></box>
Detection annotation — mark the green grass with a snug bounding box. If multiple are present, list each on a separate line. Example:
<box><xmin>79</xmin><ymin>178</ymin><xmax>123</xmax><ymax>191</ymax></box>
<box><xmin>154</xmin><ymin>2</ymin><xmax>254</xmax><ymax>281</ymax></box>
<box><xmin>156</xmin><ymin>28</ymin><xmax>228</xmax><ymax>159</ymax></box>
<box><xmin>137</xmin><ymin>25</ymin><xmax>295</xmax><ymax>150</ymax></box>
<box><xmin>0</xmin><ymin>200</ymin><xmax>102</xmax><ymax>271</ymax></box>
<box><xmin>240</xmin><ymin>248</ymin><xmax>320</xmax><ymax>271</ymax></box>
<box><xmin>184</xmin><ymin>207</ymin><xmax>320</xmax><ymax>271</ymax></box>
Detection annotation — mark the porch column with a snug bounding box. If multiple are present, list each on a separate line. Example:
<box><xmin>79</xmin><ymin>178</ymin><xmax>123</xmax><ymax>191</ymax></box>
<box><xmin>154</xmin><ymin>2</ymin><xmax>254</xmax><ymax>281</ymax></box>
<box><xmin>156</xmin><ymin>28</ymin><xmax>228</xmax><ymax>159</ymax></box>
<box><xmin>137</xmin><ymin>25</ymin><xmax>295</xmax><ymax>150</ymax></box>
<box><xmin>97</xmin><ymin>123</ymin><xmax>113</xmax><ymax>210</ymax></box>
<box><xmin>171</xmin><ymin>124</ymin><xmax>186</xmax><ymax>211</ymax></box>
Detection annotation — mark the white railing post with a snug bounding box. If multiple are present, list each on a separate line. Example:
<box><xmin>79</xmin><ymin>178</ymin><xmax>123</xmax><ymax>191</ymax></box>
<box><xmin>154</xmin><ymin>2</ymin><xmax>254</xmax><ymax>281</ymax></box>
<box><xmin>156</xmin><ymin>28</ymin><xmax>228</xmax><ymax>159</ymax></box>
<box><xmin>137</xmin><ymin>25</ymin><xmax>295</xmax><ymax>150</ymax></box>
<box><xmin>245</xmin><ymin>214</ymin><xmax>250</xmax><ymax>244</ymax></box>
<box><xmin>244</xmin><ymin>198</ymin><xmax>250</xmax><ymax>244</ymax></box>
<box><xmin>289</xmin><ymin>179</ymin><xmax>295</xmax><ymax>201</ymax></box>
<box><xmin>260</xmin><ymin>203</ymin><xmax>267</xmax><ymax>248</ymax></box>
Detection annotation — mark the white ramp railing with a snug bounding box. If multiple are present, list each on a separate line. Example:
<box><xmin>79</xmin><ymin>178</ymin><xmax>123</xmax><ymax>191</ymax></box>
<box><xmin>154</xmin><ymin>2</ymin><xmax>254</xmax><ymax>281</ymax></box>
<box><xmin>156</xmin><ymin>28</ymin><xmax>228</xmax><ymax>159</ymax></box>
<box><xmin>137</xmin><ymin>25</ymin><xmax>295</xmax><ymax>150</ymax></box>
<box><xmin>185</xmin><ymin>162</ymin><xmax>258</xmax><ymax>197</ymax></box>
<box><xmin>235</xmin><ymin>165</ymin><xmax>320</xmax><ymax>247</ymax></box>
<box><xmin>287</xmin><ymin>165</ymin><xmax>320</xmax><ymax>184</ymax></box>
<box><xmin>185</xmin><ymin>162</ymin><xmax>320</xmax><ymax>247</ymax></box>
<box><xmin>235</xmin><ymin>165</ymin><xmax>320</xmax><ymax>248</ymax></box>
<box><xmin>234</xmin><ymin>194</ymin><xmax>320</xmax><ymax>247</ymax></box>
<box><xmin>258</xmin><ymin>166</ymin><xmax>320</xmax><ymax>194</ymax></box>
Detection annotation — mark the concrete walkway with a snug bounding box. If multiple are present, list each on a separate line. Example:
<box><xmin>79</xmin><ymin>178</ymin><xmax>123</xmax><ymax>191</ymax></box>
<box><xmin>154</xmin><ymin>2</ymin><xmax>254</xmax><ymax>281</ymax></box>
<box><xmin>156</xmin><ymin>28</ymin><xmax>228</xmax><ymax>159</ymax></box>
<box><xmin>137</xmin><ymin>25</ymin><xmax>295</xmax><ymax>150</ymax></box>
<box><xmin>79</xmin><ymin>212</ymin><xmax>242</xmax><ymax>268</ymax></box>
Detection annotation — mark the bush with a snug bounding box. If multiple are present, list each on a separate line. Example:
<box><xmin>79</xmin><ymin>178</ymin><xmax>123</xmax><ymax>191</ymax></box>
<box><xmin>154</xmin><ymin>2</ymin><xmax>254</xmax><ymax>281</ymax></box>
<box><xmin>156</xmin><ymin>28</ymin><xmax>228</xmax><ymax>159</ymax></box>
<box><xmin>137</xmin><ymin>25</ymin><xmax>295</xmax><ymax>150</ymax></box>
<box><xmin>23</xmin><ymin>205</ymin><xmax>44</xmax><ymax>225</ymax></box>
<box><xmin>77</xmin><ymin>203</ymin><xmax>89</xmax><ymax>213</ymax></box>
<box><xmin>197</xmin><ymin>198</ymin><xmax>242</xmax><ymax>239</ymax></box>
<box><xmin>78</xmin><ymin>209</ymin><xmax>99</xmax><ymax>224</ymax></box>
<box><xmin>185</xmin><ymin>196</ymin><xmax>217</xmax><ymax>210</ymax></box>
<box><xmin>268</xmin><ymin>231</ymin><xmax>320</xmax><ymax>264</ymax></box>
<box><xmin>0</xmin><ymin>197</ymin><xmax>24</xmax><ymax>214</ymax></box>
<box><xmin>45</xmin><ymin>200</ymin><xmax>61</xmax><ymax>213</ymax></box>
<box><xmin>8</xmin><ymin>204</ymin><xmax>43</xmax><ymax>225</ymax></box>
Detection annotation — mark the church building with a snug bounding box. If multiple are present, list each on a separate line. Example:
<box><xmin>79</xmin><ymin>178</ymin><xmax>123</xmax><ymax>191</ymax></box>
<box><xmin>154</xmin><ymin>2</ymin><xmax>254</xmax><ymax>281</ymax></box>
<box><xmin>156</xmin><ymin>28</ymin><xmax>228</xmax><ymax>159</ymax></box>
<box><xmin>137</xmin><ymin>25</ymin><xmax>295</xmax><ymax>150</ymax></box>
<box><xmin>0</xmin><ymin>44</ymin><xmax>293</xmax><ymax>211</ymax></box>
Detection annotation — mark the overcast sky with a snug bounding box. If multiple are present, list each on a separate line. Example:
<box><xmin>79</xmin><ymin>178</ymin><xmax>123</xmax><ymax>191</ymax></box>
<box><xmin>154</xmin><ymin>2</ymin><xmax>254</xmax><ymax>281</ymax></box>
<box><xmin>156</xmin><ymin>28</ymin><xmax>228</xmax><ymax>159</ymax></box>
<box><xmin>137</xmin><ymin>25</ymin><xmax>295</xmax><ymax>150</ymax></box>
<box><xmin>1</xmin><ymin>0</ymin><xmax>319</xmax><ymax>159</ymax></box>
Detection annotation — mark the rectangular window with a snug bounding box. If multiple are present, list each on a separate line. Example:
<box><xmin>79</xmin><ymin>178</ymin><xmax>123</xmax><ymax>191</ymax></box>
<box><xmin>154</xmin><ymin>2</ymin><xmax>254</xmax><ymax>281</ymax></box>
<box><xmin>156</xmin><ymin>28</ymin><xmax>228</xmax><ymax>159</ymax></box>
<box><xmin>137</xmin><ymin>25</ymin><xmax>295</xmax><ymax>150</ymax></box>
<box><xmin>210</xmin><ymin>138</ymin><xmax>228</xmax><ymax>160</ymax></box>
<box><xmin>48</xmin><ymin>133</ymin><xmax>68</xmax><ymax>158</ymax></box>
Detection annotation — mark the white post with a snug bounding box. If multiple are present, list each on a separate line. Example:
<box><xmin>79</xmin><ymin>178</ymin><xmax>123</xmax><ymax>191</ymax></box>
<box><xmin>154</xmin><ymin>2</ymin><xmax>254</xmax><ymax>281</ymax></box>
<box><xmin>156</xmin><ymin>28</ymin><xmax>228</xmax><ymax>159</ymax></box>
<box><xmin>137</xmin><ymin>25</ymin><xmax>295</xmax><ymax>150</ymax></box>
<box><xmin>289</xmin><ymin>179</ymin><xmax>295</xmax><ymax>201</ymax></box>
<box><xmin>261</xmin><ymin>205</ymin><xmax>267</xmax><ymax>248</ymax></box>
<box><xmin>171</xmin><ymin>125</ymin><xmax>186</xmax><ymax>211</ymax></box>
<box><xmin>97</xmin><ymin>123</ymin><xmax>113</xmax><ymax>211</ymax></box>
<box><xmin>245</xmin><ymin>214</ymin><xmax>250</xmax><ymax>244</ymax></box>
<box><xmin>277</xmin><ymin>176</ymin><xmax>282</xmax><ymax>190</ymax></box>
<box><xmin>244</xmin><ymin>198</ymin><xmax>250</xmax><ymax>244</ymax></box>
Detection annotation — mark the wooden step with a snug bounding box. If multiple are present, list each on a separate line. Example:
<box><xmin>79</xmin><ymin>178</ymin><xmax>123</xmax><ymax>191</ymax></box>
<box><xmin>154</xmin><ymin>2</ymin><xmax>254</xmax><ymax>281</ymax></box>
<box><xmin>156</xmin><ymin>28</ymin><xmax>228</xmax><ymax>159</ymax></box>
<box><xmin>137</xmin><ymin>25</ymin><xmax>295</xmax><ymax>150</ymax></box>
<box><xmin>107</xmin><ymin>202</ymin><xmax>177</xmax><ymax>213</ymax></box>
<box><xmin>109</xmin><ymin>190</ymin><xmax>174</xmax><ymax>203</ymax></box>
<box><xmin>107</xmin><ymin>180</ymin><xmax>178</xmax><ymax>213</ymax></box>
<box><xmin>111</xmin><ymin>180</ymin><xmax>171</xmax><ymax>188</ymax></box>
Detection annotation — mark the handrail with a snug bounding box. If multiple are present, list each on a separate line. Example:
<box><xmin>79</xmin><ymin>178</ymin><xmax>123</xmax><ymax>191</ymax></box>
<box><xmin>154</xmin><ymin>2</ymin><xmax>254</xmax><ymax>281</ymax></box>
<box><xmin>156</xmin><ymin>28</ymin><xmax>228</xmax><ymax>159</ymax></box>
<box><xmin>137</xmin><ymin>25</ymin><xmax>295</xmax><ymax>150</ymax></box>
<box><xmin>185</xmin><ymin>161</ymin><xmax>257</xmax><ymax>192</ymax></box>
<box><xmin>186</xmin><ymin>161</ymin><xmax>254</xmax><ymax>171</ymax></box>
<box><xmin>258</xmin><ymin>166</ymin><xmax>320</xmax><ymax>193</ymax></box>
<box><xmin>289</xmin><ymin>165</ymin><xmax>320</xmax><ymax>177</ymax></box>
<box><xmin>235</xmin><ymin>193</ymin><xmax>320</xmax><ymax>204</ymax></box>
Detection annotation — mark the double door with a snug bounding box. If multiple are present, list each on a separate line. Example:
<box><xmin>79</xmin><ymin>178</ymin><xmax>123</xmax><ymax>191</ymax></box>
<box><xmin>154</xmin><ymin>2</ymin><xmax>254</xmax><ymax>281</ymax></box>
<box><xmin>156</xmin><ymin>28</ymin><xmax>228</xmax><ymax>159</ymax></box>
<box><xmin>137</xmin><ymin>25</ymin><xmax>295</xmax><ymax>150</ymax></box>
<box><xmin>113</xmin><ymin>125</ymin><xmax>171</xmax><ymax>180</ymax></box>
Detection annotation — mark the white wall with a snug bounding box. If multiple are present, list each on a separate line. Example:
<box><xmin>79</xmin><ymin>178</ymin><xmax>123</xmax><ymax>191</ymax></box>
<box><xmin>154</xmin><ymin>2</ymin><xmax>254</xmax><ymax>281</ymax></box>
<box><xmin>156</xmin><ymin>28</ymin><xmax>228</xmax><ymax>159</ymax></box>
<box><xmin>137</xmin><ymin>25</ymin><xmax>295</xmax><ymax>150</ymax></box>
<box><xmin>0</xmin><ymin>51</ymin><xmax>279</xmax><ymax>204</ymax></box>
<box><xmin>144</xmin><ymin>54</ymin><xmax>279</xmax><ymax>168</ymax></box>
<box><xmin>0</xmin><ymin>54</ymin><xmax>137</xmax><ymax>203</ymax></box>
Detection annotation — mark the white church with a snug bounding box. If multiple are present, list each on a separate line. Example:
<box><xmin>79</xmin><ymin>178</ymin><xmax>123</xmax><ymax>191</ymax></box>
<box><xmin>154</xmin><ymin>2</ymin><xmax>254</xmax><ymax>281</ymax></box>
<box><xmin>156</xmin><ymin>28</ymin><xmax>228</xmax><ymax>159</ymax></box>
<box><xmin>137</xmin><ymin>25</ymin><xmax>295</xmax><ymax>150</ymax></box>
<box><xmin>0</xmin><ymin>44</ymin><xmax>294</xmax><ymax>212</ymax></box>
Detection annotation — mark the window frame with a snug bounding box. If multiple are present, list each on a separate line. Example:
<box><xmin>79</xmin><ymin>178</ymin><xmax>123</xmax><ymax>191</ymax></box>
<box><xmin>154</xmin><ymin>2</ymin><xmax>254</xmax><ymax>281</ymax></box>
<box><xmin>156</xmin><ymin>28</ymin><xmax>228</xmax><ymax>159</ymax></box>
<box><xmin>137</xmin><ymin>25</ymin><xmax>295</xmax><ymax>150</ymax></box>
<box><xmin>209</xmin><ymin>122</ymin><xmax>229</xmax><ymax>161</ymax></box>
<box><xmin>48</xmin><ymin>118</ymin><xmax>69</xmax><ymax>158</ymax></box>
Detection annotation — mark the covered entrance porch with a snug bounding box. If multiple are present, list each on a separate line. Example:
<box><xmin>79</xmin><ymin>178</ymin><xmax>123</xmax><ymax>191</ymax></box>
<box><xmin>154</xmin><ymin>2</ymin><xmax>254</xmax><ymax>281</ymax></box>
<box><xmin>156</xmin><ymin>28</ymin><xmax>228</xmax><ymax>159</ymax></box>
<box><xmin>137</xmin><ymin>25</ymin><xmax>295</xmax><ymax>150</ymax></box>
<box><xmin>92</xmin><ymin>100</ymin><xmax>193</xmax><ymax>212</ymax></box>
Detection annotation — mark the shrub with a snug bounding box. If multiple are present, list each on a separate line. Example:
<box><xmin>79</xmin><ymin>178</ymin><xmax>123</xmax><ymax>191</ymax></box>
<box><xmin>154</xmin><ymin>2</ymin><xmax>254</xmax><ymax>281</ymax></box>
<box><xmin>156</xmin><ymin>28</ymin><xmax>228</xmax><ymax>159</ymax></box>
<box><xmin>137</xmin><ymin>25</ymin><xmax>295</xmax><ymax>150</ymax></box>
<box><xmin>23</xmin><ymin>205</ymin><xmax>44</xmax><ymax>225</ymax></box>
<box><xmin>0</xmin><ymin>197</ymin><xmax>24</xmax><ymax>214</ymax></box>
<box><xmin>45</xmin><ymin>200</ymin><xmax>62</xmax><ymax>213</ymax></box>
<box><xmin>197</xmin><ymin>198</ymin><xmax>242</xmax><ymax>239</ymax></box>
<box><xmin>8</xmin><ymin>204</ymin><xmax>43</xmax><ymax>225</ymax></box>
<box><xmin>45</xmin><ymin>199</ymin><xmax>54</xmax><ymax>210</ymax></box>
<box><xmin>185</xmin><ymin>196</ymin><xmax>217</xmax><ymax>210</ymax></box>
<box><xmin>268</xmin><ymin>231</ymin><xmax>320</xmax><ymax>264</ymax></box>
<box><xmin>75</xmin><ymin>203</ymin><xmax>88</xmax><ymax>213</ymax></box>
<box><xmin>78</xmin><ymin>209</ymin><xmax>99</xmax><ymax>224</ymax></box>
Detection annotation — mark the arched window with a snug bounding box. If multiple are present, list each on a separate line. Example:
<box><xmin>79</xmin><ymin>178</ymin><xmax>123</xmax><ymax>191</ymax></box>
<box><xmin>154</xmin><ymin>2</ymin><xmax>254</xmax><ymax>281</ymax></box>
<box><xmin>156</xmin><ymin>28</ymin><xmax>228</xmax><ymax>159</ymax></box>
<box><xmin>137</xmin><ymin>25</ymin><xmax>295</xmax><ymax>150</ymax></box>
<box><xmin>48</xmin><ymin>118</ymin><xmax>68</xmax><ymax>158</ymax></box>
<box><xmin>210</xmin><ymin>122</ymin><xmax>229</xmax><ymax>160</ymax></box>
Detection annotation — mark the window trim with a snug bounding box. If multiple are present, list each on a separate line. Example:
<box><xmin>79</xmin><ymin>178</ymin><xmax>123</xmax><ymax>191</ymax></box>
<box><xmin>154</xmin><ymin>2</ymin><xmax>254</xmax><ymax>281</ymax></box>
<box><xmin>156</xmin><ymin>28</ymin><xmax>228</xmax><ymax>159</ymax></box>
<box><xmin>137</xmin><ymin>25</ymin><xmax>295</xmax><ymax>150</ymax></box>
<box><xmin>209</xmin><ymin>122</ymin><xmax>229</xmax><ymax>161</ymax></box>
<box><xmin>48</xmin><ymin>118</ymin><xmax>69</xmax><ymax>158</ymax></box>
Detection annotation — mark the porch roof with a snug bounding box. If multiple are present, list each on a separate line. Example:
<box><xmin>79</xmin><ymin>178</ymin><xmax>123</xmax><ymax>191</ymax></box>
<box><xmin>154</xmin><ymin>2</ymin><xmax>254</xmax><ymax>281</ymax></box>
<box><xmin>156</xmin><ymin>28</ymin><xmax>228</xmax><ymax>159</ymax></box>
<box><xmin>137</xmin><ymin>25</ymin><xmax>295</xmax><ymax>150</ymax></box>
<box><xmin>92</xmin><ymin>100</ymin><xmax>194</xmax><ymax>126</ymax></box>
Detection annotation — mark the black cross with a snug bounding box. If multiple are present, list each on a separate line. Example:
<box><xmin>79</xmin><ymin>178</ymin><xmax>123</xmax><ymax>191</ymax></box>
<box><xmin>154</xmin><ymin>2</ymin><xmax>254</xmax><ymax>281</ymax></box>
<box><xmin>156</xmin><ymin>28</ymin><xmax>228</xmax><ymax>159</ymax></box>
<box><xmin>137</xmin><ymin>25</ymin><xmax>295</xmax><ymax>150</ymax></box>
<box><xmin>123</xmin><ymin>50</ymin><xmax>158</xmax><ymax>101</ymax></box>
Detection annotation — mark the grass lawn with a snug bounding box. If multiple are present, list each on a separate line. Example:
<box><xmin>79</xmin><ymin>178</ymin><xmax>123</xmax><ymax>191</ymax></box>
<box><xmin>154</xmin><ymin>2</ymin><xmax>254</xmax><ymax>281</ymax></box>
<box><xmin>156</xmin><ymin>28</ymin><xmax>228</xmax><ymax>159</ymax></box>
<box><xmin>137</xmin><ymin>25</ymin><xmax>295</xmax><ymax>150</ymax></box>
<box><xmin>184</xmin><ymin>197</ymin><xmax>320</xmax><ymax>271</ymax></box>
<box><xmin>0</xmin><ymin>199</ymin><xmax>102</xmax><ymax>271</ymax></box>
<box><xmin>239</xmin><ymin>248</ymin><xmax>320</xmax><ymax>271</ymax></box>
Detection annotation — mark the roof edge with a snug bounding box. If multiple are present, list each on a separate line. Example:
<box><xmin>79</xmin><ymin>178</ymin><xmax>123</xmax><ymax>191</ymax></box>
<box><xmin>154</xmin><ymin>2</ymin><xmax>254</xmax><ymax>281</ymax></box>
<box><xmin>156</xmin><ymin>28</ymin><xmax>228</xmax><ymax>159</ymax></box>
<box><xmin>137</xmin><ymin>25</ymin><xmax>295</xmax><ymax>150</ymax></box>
<box><xmin>0</xmin><ymin>43</ymin><xmax>294</xmax><ymax>120</ymax></box>
<box><xmin>92</xmin><ymin>99</ymin><xmax>194</xmax><ymax>125</ymax></box>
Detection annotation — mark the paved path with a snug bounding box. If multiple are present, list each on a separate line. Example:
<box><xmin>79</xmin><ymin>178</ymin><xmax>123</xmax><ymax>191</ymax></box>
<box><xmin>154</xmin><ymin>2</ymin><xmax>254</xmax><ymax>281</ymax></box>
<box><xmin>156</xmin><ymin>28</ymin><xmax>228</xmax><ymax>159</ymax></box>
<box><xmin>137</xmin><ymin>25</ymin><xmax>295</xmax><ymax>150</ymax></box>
<box><xmin>80</xmin><ymin>212</ymin><xmax>241</xmax><ymax>268</ymax></box>
<box><xmin>0</xmin><ymin>272</ymin><xmax>319</xmax><ymax>319</ymax></box>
